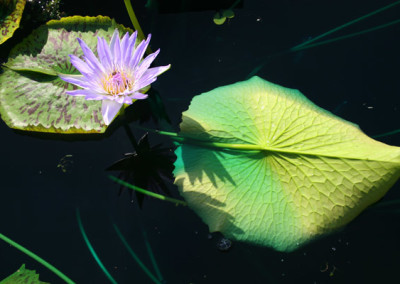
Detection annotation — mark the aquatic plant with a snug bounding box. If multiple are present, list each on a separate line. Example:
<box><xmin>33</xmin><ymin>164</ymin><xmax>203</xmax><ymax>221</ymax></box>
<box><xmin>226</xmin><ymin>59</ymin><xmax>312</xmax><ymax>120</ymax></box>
<box><xmin>0</xmin><ymin>0</ymin><xmax>26</xmax><ymax>45</ymax></box>
<box><xmin>1</xmin><ymin>0</ymin><xmax>400</xmax><ymax>282</ymax></box>
<box><xmin>59</xmin><ymin>29</ymin><xmax>170</xmax><ymax>125</ymax></box>
<box><xmin>0</xmin><ymin>16</ymin><xmax>136</xmax><ymax>133</ymax></box>
<box><xmin>171</xmin><ymin>76</ymin><xmax>400</xmax><ymax>252</ymax></box>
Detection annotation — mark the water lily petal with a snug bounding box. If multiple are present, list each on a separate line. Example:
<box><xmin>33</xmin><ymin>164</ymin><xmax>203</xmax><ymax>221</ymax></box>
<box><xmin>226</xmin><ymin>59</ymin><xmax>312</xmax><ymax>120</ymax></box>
<box><xmin>77</xmin><ymin>38</ymin><xmax>104</xmax><ymax>74</ymax></box>
<box><xmin>124</xmin><ymin>31</ymin><xmax>138</xmax><ymax>65</ymax></box>
<box><xmin>129</xmin><ymin>34</ymin><xmax>151</xmax><ymax>70</ymax></box>
<box><xmin>69</xmin><ymin>54</ymin><xmax>92</xmax><ymax>77</ymax></box>
<box><xmin>97</xmin><ymin>37</ymin><xmax>112</xmax><ymax>71</ymax></box>
<box><xmin>66</xmin><ymin>89</ymin><xmax>109</xmax><ymax>100</ymax></box>
<box><xmin>129</xmin><ymin>92</ymin><xmax>148</xmax><ymax>100</ymax></box>
<box><xmin>119</xmin><ymin>32</ymin><xmax>130</xmax><ymax>65</ymax></box>
<box><xmin>109</xmin><ymin>29</ymin><xmax>121</xmax><ymax>66</ymax></box>
<box><xmin>59</xmin><ymin>74</ymin><xmax>90</xmax><ymax>89</ymax></box>
<box><xmin>135</xmin><ymin>49</ymin><xmax>160</xmax><ymax>80</ymax></box>
<box><xmin>133</xmin><ymin>65</ymin><xmax>171</xmax><ymax>91</ymax></box>
<box><xmin>101</xmin><ymin>99</ymin><xmax>123</xmax><ymax>125</ymax></box>
<box><xmin>60</xmin><ymin>72</ymin><xmax>104</xmax><ymax>93</ymax></box>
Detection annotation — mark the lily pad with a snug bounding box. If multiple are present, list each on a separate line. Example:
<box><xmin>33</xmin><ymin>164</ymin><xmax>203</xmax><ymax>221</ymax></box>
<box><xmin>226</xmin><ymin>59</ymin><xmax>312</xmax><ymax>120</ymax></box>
<box><xmin>213</xmin><ymin>9</ymin><xmax>234</xmax><ymax>25</ymax></box>
<box><xmin>173</xmin><ymin>76</ymin><xmax>400</xmax><ymax>252</ymax></box>
<box><xmin>0</xmin><ymin>16</ymin><xmax>134</xmax><ymax>133</ymax></box>
<box><xmin>0</xmin><ymin>264</ymin><xmax>49</xmax><ymax>284</ymax></box>
<box><xmin>0</xmin><ymin>0</ymin><xmax>26</xmax><ymax>45</ymax></box>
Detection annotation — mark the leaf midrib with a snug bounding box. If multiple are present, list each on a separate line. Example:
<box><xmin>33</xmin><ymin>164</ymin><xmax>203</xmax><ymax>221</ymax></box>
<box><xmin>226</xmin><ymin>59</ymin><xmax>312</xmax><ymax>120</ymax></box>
<box><xmin>167</xmin><ymin>132</ymin><xmax>399</xmax><ymax>164</ymax></box>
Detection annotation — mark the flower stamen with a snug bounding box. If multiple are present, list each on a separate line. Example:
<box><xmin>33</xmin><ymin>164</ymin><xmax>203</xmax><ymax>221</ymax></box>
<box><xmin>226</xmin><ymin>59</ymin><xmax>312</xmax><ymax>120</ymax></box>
<box><xmin>59</xmin><ymin>29</ymin><xmax>170</xmax><ymax>125</ymax></box>
<box><xmin>102</xmin><ymin>70</ymin><xmax>133</xmax><ymax>95</ymax></box>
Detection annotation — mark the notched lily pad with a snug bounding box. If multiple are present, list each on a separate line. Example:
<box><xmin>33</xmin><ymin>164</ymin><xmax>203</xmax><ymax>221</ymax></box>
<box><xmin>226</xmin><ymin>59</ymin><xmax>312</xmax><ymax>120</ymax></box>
<box><xmin>0</xmin><ymin>16</ymin><xmax>134</xmax><ymax>134</ymax></box>
<box><xmin>0</xmin><ymin>264</ymin><xmax>49</xmax><ymax>284</ymax></box>
<box><xmin>0</xmin><ymin>0</ymin><xmax>26</xmax><ymax>45</ymax></box>
<box><xmin>174</xmin><ymin>76</ymin><xmax>400</xmax><ymax>252</ymax></box>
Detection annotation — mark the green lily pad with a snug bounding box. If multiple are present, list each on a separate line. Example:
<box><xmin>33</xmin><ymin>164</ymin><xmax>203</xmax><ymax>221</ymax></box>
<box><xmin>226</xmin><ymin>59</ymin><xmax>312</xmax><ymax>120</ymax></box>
<box><xmin>0</xmin><ymin>264</ymin><xmax>49</xmax><ymax>284</ymax></box>
<box><xmin>213</xmin><ymin>12</ymin><xmax>226</xmax><ymax>25</ymax></box>
<box><xmin>213</xmin><ymin>9</ymin><xmax>234</xmax><ymax>25</ymax></box>
<box><xmin>0</xmin><ymin>16</ymin><xmax>134</xmax><ymax>133</ymax></box>
<box><xmin>173</xmin><ymin>76</ymin><xmax>400</xmax><ymax>252</ymax></box>
<box><xmin>0</xmin><ymin>0</ymin><xmax>26</xmax><ymax>45</ymax></box>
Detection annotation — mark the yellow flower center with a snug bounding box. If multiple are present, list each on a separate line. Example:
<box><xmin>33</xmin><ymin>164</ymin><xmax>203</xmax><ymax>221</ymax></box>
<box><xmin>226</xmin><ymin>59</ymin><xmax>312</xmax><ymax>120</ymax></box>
<box><xmin>102</xmin><ymin>70</ymin><xmax>133</xmax><ymax>95</ymax></box>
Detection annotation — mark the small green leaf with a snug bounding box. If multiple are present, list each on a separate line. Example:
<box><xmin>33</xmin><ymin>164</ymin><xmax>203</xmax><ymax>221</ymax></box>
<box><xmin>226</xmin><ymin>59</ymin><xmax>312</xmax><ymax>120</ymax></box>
<box><xmin>0</xmin><ymin>0</ymin><xmax>26</xmax><ymax>45</ymax></box>
<box><xmin>0</xmin><ymin>16</ymin><xmax>134</xmax><ymax>133</ymax></box>
<box><xmin>0</xmin><ymin>264</ymin><xmax>49</xmax><ymax>284</ymax></box>
<box><xmin>222</xmin><ymin>9</ymin><xmax>234</xmax><ymax>19</ymax></box>
<box><xmin>173</xmin><ymin>76</ymin><xmax>400</xmax><ymax>252</ymax></box>
<box><xmin>213</xmin><ymin>12</ymin><xmax>226</xmax><ymax>25</ymax></box>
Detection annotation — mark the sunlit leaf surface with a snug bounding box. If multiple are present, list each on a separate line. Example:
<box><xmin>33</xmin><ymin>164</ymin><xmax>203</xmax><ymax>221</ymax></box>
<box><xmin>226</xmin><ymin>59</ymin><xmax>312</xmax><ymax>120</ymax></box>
<box><xmin>174</xmin><ymin>76</ymin><xmax>400</xmax><ymax>252</ymax></box>
<box><xmin>0</xmin><ymin>264</ymin><xmax>49</xmax><ymax>284</ymax></box>
<box><xmin>0</xmin><ymin>0</ymin><xmax>26</xmax><ymax>45</ymax></box>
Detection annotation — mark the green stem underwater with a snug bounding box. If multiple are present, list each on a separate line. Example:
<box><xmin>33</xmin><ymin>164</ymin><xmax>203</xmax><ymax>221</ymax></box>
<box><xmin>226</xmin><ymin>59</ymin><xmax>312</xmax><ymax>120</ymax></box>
<box><xmin>108</xmin><ymin>175</ymin><xmax>187</xmax><ymax>206</ymax></box>
<box><xmin>291</xmin><ymin>0</ymin><xmax>400</xmax><ymax>51</ymax></box>
<box><xmin>113</xmin><ymin>224</ymin><xmax>162</xmax><ymax>284</ymax></box>
<box><xmin>0</xmin><ymin>233</ymin><xmax>75</xmax><ymax>284</ymax></box>
<box><xmin>76</xmin><ymin>209</ymin><xmax>118</xmax><ymax>284</ymax></box>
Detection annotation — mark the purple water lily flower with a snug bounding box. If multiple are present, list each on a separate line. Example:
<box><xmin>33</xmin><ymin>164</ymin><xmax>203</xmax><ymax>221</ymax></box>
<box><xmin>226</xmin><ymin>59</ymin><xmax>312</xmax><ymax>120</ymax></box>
<box><xmin>59</xmin><ymin>29</ymin><xmax>170</xmax><ymax>125</ymax></box>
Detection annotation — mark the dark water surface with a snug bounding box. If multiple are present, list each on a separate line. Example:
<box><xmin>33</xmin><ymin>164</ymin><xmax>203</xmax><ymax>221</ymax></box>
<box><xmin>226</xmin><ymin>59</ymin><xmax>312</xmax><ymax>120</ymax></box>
<box><xmin>1</xmin><ymin>0</ymin><xmax>400</xmax><ymax>283</ymax></box>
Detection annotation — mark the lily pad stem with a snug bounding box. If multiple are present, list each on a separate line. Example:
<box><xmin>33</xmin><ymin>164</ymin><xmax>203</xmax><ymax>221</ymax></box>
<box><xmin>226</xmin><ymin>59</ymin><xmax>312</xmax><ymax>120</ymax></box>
<box><xmin>123</xmin><ymin>0</ymin><xmax>152</xmax><ymax>54</ymax></box>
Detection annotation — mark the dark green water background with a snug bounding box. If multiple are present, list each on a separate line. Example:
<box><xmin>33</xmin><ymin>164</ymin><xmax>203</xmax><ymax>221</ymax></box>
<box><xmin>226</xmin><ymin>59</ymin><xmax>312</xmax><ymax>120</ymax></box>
<box><xmin>1</xmin><ymin>0</ymin><xmax>400</xmax><ymax>283</ymax></box>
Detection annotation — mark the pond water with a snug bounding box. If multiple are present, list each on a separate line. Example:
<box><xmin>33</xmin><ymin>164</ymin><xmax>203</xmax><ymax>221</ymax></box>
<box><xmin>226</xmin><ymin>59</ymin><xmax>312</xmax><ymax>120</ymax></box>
<box><xmin>1</xmin><ymin>0</ymin><xmax>400</xmax><ymax>283</ymax></box>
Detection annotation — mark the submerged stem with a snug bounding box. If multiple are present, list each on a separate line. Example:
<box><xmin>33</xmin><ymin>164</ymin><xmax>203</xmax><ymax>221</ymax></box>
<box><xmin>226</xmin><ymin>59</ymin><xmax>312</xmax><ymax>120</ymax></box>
<box><xmin>246</xmin><ymin>1</ymin><xmax>400</xmax><ymax>77</ymax></box>
<box><xmin>372</xmin><ymin>129</ymin><xmax>400</xmax><ymax>139</ymax></box>
<box><xmin>291</xmin><ymin>0</ymin><xmax>400</xmax><ymax>51</ymax></box>
<box><xmin>113</xmin><ymin>224</ymin><xmax>162</xmax><ymax>284</ymax></box>
<box><xmin>109</xmin><ymin>175</ymin><xmax>187</xmax><ymax>206</ymax></box>
<box><xmin>142</xmin><ymin>230</ymin><xmax>164</xmax><ymax>282</ymax></box>
<box><xmin>76</xmin><ymin>209</ymin><xmax>118</xmax><ymax>284</ymax></box>
<box><xmin>292</xmin><ymin>18</ymin><xmax>400</xmax><ymax>52</ymax></box>
<box><xmin>0</xmin><ymin>233</ymin><xmax>75</xmax><ymax>284</ymax></box>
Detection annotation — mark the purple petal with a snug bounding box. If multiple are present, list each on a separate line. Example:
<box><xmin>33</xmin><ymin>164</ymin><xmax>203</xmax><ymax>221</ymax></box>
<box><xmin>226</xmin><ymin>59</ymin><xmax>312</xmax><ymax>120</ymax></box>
<box><xmin>130</xmin><ymin>92</ymin><xmax>148</xmax><ymax>100</ymax></box>
<box><xmin>109</xmin><ymin>29</ymin><xmax>121</xmax><ymax>66</ymax></box>
<box><xmin>69</xmin><ymin>55</ymin><xmax>92</xmax><ymax>77</ymax></box>
<box><xmin>124</xmin><ymin>31</ymin><xmax>138</xmax><ymax>64</ymax></box>
<box><xmin>101</xmin><ymin>99</ymin><xmax>123</xmax><ymax>125</ymax></box>
<box><xmin>117</xmin><ymin>95</ymin><xmax>135</xmax><ymax>104</ymax></box>
<box><xmin>119</xmin><ymin>32</ymin><xmax>130</xmax><ymax>65</ymax></box>
<box><xmin>129</xmin><ymin>34</ymin><xmax>151</xmax><ymax>70</ymax></box>
<box><xmin>60</xmin><ymin>68</ymin><xmax>104</xmax><ymax>93</ymax></box>
<box><xmin>134</xmin><ymin>49</ymin><xmax>160</xmax><ymax>79</ymax></box>
<box><xmin>59</xmin><ymin>74</ymin><xmax>89</xmax><ymax>89</ymax></box>
<box><xmin>133</xmin><ymin>64</ymin><xmax>171</xmax><ymax>91</ymax></box>
<box><xmin>97</xmin><ymin>37</ymin><xmax>112</xmax><ymax>71</ymax></box>
<box><xmin>77</xmin><ymin>38</ymin><xmax>104</xmax><ymax>73</ymax></box>
<box><xmin>66</xmin><ymin>89</ymin><xmax>109</xmax><ymax>100</ymax></box>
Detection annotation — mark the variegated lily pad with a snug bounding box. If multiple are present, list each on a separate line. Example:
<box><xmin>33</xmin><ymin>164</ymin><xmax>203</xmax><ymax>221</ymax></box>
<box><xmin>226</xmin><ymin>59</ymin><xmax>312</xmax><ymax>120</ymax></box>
<box><xmin>0</xmin><ymin>264</ymin><xmax>49</xmax><ymax>284</ymax></box>
<box><xmin>0</xmin><ymin>16</ymin><xmax>134</xmax><ymax>133</ymax></box>
<box><xmin>0</xmin><ymin>0</ymin><xmax>26</xmax><ymax>45</ymax></box>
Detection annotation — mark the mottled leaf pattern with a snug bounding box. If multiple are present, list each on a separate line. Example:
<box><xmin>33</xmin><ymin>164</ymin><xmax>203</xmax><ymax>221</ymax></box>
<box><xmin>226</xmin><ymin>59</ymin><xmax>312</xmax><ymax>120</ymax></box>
<box><xmin>0</xmin><ymin>0</ymin><xmax>26</xmax><ymax>45</ymax></box>
<box><xmin>0</xmin><ymin>16</ymin><xmax>134</xmax><ymax>133</ymax></box>
<box><xmin>0</xmin><ymin>264</ymin><xmax>49</xmax><ymax>284</ymax></box>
